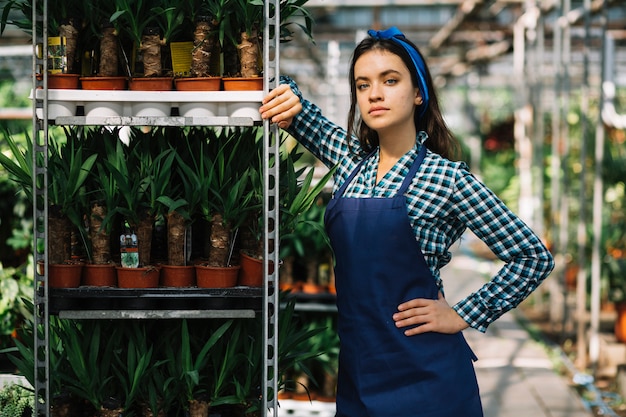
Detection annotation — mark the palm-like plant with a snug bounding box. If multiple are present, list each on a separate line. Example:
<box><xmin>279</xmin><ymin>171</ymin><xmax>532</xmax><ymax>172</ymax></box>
<box><xmin>56</xmin><ymin>320</ymin><xmax>120</xmax><ymax>415</ymax></box>
<box><xmin>47</xmin><ymin>128</ymin><xmax>97</xmax><ymax>264</ymax></box>
<box><xmin>157</xmin><ymin>128</ymin><xmax>211</xmax><ymax>266</ymax></box>
<box><xmin>230</xmin><ymin>0</ymin><xmax>263</xmax><ymax>78</ymax></box>
<box><xmin>203</xmin><ymin>128</ymin><xmax>259</xmax><ymax>267</ymax></box>
<box><xmin>278</xmin><ymin>144</ymin><xmax>335</xmax><ymax>253</ymax></box>
<box><xmin>175</xmin><ymin>319</ymin><xmax>234</xmax><ymax>412</ymax></box>
<box><xmin>0</xmin><ymin>127</ymin><xmax>34</xmax><ymax>203</ymax></box>
<box><xmin>83</xmin><ymin>128</ymin><xmax>123</xmax><ymax>264</ymax></box>
<box><xmin>110</xmin><ymin>0</ymin><xmax>171</xmax><ymax>76</ymax></box>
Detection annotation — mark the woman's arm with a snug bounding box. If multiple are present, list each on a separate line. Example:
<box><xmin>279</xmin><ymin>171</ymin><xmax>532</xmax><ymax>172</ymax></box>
<box><xmin>451</xmin><ymin>168</ymin><xmax>555</xmax><ymax>332</ymax></box>
<box><xmin>261</xmin><ymin>76</ymin><xmax>355</xmax><ymax>169</ymax></box>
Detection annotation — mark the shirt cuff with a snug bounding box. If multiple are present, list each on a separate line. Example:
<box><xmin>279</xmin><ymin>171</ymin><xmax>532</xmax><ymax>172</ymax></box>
<box><xmin>453</xmin><ymin>294</ymin><xmax>500</xmax><ymax>333</ymax></box>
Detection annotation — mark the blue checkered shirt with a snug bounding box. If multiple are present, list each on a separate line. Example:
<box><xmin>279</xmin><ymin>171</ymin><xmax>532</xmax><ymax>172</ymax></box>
<box><xmin>281</xmin><ymin>76</ymin><xmax>554</xmax><ymax>332</ymax></box>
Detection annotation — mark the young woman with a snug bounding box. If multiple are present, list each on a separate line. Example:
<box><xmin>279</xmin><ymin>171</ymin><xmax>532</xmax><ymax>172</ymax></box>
<box><xmin>260</xmin><ymin>27</ymin><xmax>554</xmax><ymax>417</ymax></box>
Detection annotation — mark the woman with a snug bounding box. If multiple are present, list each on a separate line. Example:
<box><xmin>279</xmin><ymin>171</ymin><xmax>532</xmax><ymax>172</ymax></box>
<box><xmin>260</xmin><ymin>27</ymin><xmax>554</xmax><ymax>417</ymax></box>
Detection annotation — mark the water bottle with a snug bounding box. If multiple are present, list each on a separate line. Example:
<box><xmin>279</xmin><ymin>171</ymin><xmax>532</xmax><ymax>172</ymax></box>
<box><xmin>120</xmin><ymin>226</ymin><xmax>139</xmax><ymax>268</ymax></box>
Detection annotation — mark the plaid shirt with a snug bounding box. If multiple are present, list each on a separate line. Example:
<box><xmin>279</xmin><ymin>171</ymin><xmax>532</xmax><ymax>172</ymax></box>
<box><xmin>281</xmin><ymin>76</ymin><xmax>554</xmax><ymax>332</ymax></box>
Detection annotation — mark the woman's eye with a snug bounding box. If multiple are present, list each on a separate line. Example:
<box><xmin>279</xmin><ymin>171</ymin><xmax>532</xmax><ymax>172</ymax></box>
<box><xmin>385</xmin><ymin>78</ymin><xmax>397</xmax><ymax>85</ymax></box>
<box><xmin>356</xmin><ymin>83</ymin><xmax>369</xmax><ymax>90</ymax></box>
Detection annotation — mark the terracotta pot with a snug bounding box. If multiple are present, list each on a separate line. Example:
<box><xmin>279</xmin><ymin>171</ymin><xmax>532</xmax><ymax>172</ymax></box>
<box><xmin>128</xmin><ymin>77</ymin><xmax>173</xmax><ymax>91</ymax></box>
<box><xmin>175</xmin><ymin>76</ymin><xmax>221</xmax><ymax>91</ymax></box>
<box><xmin>80</xmin><ymin>76</ymin><xmax>128</xmax><ymax>90</ymax></box>
<box><xmin>222</xmin><ymin>76</ymin><xmax>263</xmax><ymax>91</ymax></box>
<box><xmin>82</xmin><ymin>263</ymin><xmax>117</xmax><ymax>287</ymax></box>
<box><xmin>195</xmin><ymin>264</ymin><xmax>240</xmax><ymax>288</ymax></box>
<box><xmin>160</xmin><ymin>265</ymin><xmax>195</xmax><ymax>287</ymax></box>
<box><xmin>37</xmin><ymin>73</ymin><xmax>81</xmax><ymax>89</ymax></box>
<box><xmin>615</xmin><ymin>302</ymin><xmax>626</xmax><ymax>343</ymax></box>
<box><xmin>47</xmin><ymin>262</ymin><xmax>84</xmax><ymax>288</ymax></box>
<box><xmin>301</xmin><ymin>282</ymin><xmax>325</xmax><ymax>294</ymax></box>
<box><xmin>116</xmin><ymin>266</ymin><xmax>160</xmax><ymax>288</ymax></box>
<box><xmin>239</xmin><ymin>251</ymin><xmax>274</xmax><ymax>287</ymax></box>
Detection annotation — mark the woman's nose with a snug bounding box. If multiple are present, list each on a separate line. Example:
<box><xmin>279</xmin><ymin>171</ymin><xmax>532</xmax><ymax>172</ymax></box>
<box><xmin>369</xmin><ymin>83</ymin><xmax>382</xmax><ymax>101</ymax></box>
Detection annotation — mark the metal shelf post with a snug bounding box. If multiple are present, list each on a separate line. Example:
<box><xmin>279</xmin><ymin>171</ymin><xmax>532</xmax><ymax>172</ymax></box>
<box><xmin>262</xmin><ymin>0</ymin><xmax>281</xmax><ymax>415</ymax></box>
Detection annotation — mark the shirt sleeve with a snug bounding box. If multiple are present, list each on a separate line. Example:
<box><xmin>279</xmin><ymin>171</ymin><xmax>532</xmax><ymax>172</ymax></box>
<box><xmin>450</xmin><ymin>166</ymin><xmax>555</xmax><ymax>332</ymax></box>
<box><xmin>279</xmin><ymin>75</ymin><xmax>356</xmax><ymax>169</ymax></box>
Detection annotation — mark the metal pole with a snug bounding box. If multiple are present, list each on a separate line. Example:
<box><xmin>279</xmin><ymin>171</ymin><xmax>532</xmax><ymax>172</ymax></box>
<box><xmin>263</xmin><ymin>0</ymin><xmax>280</xmax><ymax>415</ymax></box>
<box><xmin>589</xmin><ymin>2</ymin><xmax>608</xmax><ymax>371</ymax></box>
<box><xmin>575</xmin><ymin>0</ymin><xmax>592</xmax><ymax>369</ymax></box>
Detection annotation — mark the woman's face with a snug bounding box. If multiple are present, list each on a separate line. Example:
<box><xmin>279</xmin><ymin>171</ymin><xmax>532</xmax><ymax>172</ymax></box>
<box><xmin>354</xmin><ymin>49</ymin><xmax>422</xmax><ymax>137</ymax></box>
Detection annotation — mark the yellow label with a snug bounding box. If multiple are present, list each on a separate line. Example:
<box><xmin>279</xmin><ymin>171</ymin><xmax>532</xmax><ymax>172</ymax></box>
<box><xmin>170</xmin><ymin>41</ymin><xmax>193</xmax><ymax>76</ymax></box>
<box><xmin>47</xmin><ymin>36</ymin><xmax>66</xmax><ymax>74</ymax></box>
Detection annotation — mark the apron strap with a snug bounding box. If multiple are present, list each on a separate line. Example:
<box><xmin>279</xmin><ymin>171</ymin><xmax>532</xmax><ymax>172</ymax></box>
<box><xmin>333</xmin><ymin>150</ymin><xmax>376</xmax><ymax>199</ymax></box>
<box><xmin>397</xmin><ymin>143</ymin><xmax>427</xmax><ymax>196</ymax></box>
<box><xmin>334</xmin><ymin>143</ymin><xmax>427</xmax><ymax>199</ymax></box>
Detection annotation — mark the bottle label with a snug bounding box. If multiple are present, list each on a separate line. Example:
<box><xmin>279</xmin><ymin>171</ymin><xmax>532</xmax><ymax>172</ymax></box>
<box><xmin>120</xmin><ymin>233</ymin><xmax>139</xmax><ymax>268</ymax></box>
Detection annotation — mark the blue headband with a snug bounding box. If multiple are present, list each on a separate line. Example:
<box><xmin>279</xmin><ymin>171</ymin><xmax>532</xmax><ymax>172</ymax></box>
<box><xmin>367</xmin><ymin>27</ymin><xmax>430</xmax><ymax>117</ymax></box>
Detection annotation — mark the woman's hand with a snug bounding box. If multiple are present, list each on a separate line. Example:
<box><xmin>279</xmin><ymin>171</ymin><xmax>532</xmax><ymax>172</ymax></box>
<box><xmin>260</xmin><ymin>84</ymin><xmax>302</xmax><ymax>129</ymax></box>
<box><xmin>393</xmin><ymin>292</ymin><xmax>469</xmax><ymax>336</ymax></box>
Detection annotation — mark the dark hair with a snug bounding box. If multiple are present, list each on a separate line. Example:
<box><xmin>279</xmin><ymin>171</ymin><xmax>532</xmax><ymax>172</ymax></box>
<box><xmin>346</xmin><ymin>36</ymin><xmax>460</xmax><ymax>161</ymax></box>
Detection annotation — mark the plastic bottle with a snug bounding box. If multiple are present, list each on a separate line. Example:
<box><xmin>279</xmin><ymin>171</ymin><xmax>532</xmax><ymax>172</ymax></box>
<box><xmin>120</xmin><ymin>225</ymin><xmax>139</xmax><ymax>268</ymax></box>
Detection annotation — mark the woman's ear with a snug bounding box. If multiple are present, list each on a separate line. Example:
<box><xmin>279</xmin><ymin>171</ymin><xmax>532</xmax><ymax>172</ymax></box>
<box><xmin>414</xmin><ymin>89</ymin><xmax>423</xmax><ymax>106</ymax></box>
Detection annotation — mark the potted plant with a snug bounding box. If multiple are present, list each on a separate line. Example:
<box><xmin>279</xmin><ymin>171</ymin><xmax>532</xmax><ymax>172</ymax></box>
<box><xmin>80</xmin><ymin>1</ymin><xmax>129</xmax><ymax>91</ymax></box>
<box><xmin>223</xmin><ymin>0</ymin><xmax>314</xmax><ymax>90</ymax></box>
<box><xmin>172</xmin><ymin>319</ymin><xmax>233</xmax><ymax>416</ymax></box>
<box><xmin>2</xmin><ymin>0</ymin><xmax>84</xmax><ymax>87</ymax></box>
<box><xmin>138</xmin><ymin>331</ymin><xmax>178</xmax><ymax>417</ymax></box>
<box><xmin>156</xmin><ymin>130</ymin><xmax>212</xmax><ymax>287</ymax></box>
<box><xmin>279</xmin><ymin>197</ymin><xmax>331</xmax><ymax>293</ymax></box>
<box><xmin>222</xmin><ymin>0</ymin><xmax>263</xmax><ymax>91</ymax></box>
<box><xmin>105</xmin><ymin>129</ymin><xmax>174</xmax><ymax>287</ymax></box>
<box><xmin>45</xmin><ymin>128</ymin><xmax>97</xmax><ymax>287</ymax></box>
<box><xmin>239</xmin><ymin>140</ymin><xmax>334</xmax><ymax>288</ymax></box>
<box><xmin>111</xmin><ymin>0</ymin><xmax>179</xmax><ymax>91</ymax></box>
<box><xmin>195</xmin><ymin>129</ymin><xmax>258</xmax><ymax>288</ymax></box>
<box><xmin>174</xmin><ymin>0</ymin><xmax>231</xmax><ymax>91</ymax></box>
<box><xmin>56</xmin><ymin>320</ymin><xmax>127</xmax><ymax>417</ymax></box>
<box><xmin>82</xmin><ymin>128</ymin><xmax>123</xmax><ymax>287</ymax></box>
<box><xmin>113</xmin><ymin>322</ymin><xmax>156</xmax><ymax>417</ymax></box>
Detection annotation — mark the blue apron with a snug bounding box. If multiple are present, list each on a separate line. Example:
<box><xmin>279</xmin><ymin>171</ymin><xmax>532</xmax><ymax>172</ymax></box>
<box><xmin>324</xmin><ymin>145</ymin><xmax>483</xmax><ymax>417</ymax></box>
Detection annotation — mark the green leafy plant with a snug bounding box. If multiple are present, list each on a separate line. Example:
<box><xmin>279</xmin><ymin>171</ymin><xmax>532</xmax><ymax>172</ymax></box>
<box><xmin>278</xmin><ymin>0</ymin><xmax>315</xmax><ymax>43</ymax></box>
<box><xmin>0</xmin><ymin>263</ymin><xmax>32</xmax><ymax>349</ymax></box>
<box><xmin>0</xmin><ymin>127</ymin><xmax>34</xmax><ymax>203</ymax></box>
<box><xmin>279</xmin><ymin>145</ymin><xmax>336</xmax><ymax>241</ymax></box>
<box><xmin>56</xmin><ymin>320</ymin><xmax>119</xmax><ymax>412</ymax></box>
<box><xmin>47</xmin><ymin>128</ymin><xmax>97</xmax><ymax>263</ymax></box>
<box><xmin>4</xmin><ymin>301</ymin><xmax>69</xmax><ymax>409</ymax></box>
<box><xmin>203</xmin><ymin>128</ymin><xmax>259</xmax><ymax>266</ymax></box>
<box><xmin>0</xmin><ymin>382</ymin><xmax>34</xmax><ymax>417</ymax></box>
<box><xmin>114</xmin><ymin>322</ymin><xmax>155</xmax><ymax>413</ymax></box>
<box><xmin>177</xmin><ymin>319</ymin><xmax>234</xmax><ymax>408</ymax></box>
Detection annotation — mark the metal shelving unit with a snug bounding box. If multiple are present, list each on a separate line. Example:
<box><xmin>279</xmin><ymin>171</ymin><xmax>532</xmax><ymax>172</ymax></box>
<box><xmin>31</xmin><ymin>0</ymin><xmax>280</xmax><ymax>415</ymax></box>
